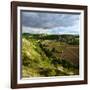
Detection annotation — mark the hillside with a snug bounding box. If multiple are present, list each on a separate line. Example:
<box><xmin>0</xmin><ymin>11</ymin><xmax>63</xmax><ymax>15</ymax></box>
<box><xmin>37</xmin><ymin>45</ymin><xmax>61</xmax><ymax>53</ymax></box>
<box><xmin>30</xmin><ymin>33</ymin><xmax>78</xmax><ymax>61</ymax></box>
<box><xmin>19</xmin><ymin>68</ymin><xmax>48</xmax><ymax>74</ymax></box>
<box><xmin>22</xmin><ymin>33</ymin><xmax>79</xmax><ymax>78</ymax></box>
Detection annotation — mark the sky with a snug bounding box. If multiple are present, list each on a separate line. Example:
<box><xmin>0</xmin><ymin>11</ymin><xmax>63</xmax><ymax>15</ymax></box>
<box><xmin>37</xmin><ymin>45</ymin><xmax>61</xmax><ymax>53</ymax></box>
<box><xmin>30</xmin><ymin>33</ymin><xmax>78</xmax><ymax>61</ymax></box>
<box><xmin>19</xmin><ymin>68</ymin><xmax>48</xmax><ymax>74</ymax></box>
<box><xmin>21</xmin><ymin>11</ymin><xmax>81</xmax><ymax>35</ymax></box>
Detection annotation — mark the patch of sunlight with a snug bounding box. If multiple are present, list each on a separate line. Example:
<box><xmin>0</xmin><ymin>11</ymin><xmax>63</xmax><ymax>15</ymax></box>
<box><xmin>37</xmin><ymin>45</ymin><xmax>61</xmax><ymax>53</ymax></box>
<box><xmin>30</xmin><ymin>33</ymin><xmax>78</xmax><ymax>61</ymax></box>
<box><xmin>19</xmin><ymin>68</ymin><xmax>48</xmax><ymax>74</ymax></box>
<box><xmin>68</xmin><ymin>72</ymin><xmax>74</xmax><ymax>75</ymax></box>
<box><xmin>57</xmin><ymin>66</ymin><xmax>64</xmax><ymax>72</ymax></box>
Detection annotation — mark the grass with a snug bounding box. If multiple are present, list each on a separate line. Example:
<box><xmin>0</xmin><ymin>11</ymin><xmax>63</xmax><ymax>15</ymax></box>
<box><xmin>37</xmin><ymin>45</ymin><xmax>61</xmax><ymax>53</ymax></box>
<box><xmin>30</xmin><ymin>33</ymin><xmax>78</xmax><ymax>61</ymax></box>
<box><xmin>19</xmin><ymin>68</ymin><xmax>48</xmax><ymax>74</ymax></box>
<box><xmin>22</xmin><ymin>33</ymin><xmax>79</xmax><ymax>78</ymax></box>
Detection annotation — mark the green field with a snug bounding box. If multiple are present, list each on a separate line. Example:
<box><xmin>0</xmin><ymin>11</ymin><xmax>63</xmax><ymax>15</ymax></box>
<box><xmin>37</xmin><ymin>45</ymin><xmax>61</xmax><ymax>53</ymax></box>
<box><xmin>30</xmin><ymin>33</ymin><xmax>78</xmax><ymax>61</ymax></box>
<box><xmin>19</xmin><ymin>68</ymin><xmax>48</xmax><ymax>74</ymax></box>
<box><xmin>22</xmin><ymin>33</ymin><xmax>79</xmax><ymax>78</ymax></box>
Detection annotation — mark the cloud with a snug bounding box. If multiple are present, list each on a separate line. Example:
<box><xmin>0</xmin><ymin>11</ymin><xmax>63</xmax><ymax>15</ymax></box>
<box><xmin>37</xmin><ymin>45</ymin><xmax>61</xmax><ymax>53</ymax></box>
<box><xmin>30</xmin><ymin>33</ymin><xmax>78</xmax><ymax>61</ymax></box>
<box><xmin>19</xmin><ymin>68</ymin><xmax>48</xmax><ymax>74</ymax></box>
<box><xmin>22</xmin><ymin>24</ymin><xmax>80</xmax><ymax>35</ymax></box>
<box><xmin>22</xmin><ymin>12</ymin><xmax>80</xmax><ymax>28</ymax></box>
<box><xmin>22</xmin><ymin>26</ymin><xmax>51</xmax><ymax>34</ymax></box>
<box><xmin>21</xmin><ymin>11</ymin><xmax>80</xmax><ymax>35</ymax></box>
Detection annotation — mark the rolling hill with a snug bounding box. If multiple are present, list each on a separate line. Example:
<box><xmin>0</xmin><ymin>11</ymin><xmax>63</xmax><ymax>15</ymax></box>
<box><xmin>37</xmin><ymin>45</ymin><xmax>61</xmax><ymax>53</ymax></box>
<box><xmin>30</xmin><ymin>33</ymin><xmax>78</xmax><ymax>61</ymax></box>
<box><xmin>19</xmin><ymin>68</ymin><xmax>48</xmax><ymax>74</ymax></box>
<box><xmin>22</xmin><ymin>33</ymin><xmax>79</xmax><ymax>78</ymax></box>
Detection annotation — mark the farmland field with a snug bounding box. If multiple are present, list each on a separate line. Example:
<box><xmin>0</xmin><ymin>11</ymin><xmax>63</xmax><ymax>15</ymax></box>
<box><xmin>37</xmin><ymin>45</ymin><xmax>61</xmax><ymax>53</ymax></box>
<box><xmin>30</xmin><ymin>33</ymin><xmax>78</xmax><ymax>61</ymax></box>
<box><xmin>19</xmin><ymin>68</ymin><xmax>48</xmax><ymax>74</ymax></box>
<box><xmin>22</xmin><ymin>33</ymin><xmax>79</xmax><ymax>78</ymax></box>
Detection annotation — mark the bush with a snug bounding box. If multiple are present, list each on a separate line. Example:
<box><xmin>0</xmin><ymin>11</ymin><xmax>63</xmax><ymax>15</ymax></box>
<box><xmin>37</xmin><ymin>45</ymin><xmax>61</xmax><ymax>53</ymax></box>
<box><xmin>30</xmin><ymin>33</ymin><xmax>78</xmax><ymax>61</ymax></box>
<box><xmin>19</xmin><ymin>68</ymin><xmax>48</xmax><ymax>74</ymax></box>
<box><xmin>22</xmin><ymin>52</ymin><xmax>31</xmax><ymax>66</ymax></box>
<box><xmin>39</xmin><ymin>68</ymin><xmax>56</xmax><ymax>76</ymax></box>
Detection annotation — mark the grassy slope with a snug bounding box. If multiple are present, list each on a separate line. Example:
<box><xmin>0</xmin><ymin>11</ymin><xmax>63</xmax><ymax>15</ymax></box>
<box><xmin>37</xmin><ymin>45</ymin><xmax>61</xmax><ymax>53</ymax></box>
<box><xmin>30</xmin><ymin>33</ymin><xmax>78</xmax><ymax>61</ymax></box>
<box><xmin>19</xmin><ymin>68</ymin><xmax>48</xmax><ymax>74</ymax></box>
<box><xmin>22</xmin><ymin>34</ymin><xmax>79</xmax><ymax>78</ymax></box>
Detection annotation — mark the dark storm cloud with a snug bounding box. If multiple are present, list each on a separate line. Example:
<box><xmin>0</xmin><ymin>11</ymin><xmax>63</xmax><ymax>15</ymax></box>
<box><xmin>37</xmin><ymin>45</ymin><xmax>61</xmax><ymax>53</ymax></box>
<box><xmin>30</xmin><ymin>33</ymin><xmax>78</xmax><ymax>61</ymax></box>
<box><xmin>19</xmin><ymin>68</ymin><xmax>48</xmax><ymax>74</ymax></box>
<box><xmin>21</xmin><ymin>11</ymin><xmax>80</xmax><ymax>29</ymax></box>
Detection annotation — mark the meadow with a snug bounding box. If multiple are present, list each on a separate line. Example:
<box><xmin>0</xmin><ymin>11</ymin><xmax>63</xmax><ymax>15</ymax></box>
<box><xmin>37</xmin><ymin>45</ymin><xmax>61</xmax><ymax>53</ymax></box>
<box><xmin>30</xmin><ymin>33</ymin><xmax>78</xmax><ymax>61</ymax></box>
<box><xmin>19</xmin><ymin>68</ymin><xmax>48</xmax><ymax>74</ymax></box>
<box><xmin>22</xmin><ymin>33</ymin><xmax>79</xmax><ymax>78</ymax></box>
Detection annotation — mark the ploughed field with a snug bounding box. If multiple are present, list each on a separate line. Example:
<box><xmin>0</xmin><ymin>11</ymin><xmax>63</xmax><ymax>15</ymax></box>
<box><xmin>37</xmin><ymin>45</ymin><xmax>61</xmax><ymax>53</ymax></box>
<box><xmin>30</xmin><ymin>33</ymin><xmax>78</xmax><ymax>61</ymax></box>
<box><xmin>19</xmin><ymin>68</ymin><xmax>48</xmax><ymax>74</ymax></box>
<box><xmin>22</xmin><ymin>33</ymin><xmax>79</xmax><ymax>78</ymax></box>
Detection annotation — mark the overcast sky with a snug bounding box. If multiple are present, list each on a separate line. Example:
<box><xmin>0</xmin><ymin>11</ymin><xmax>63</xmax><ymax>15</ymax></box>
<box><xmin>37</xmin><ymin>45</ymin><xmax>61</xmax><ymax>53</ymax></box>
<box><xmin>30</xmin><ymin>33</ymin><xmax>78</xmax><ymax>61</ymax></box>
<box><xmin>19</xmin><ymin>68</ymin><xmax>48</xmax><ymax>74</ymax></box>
<box><xmin>21</xmin><ymin>11</ymin><xmax>81</xmax><ymax>35</ymax></box>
